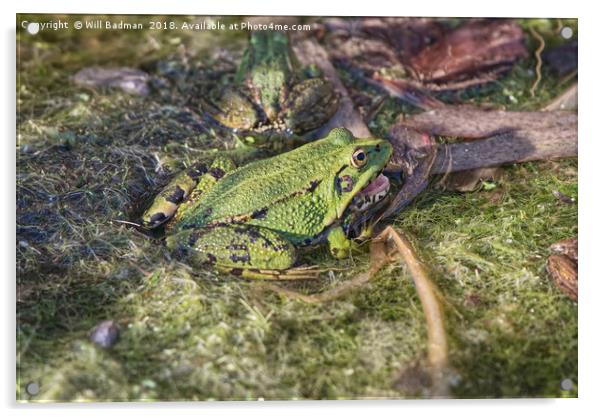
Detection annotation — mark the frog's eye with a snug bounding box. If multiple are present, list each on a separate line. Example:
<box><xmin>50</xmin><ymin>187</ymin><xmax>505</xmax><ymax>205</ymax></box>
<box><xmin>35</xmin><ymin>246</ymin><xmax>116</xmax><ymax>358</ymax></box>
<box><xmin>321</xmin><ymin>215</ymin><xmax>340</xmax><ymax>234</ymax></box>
<box><xmin>351</xmin><ymin>148</ymin><xmax>368</xmax><ymax>168</ymax></box>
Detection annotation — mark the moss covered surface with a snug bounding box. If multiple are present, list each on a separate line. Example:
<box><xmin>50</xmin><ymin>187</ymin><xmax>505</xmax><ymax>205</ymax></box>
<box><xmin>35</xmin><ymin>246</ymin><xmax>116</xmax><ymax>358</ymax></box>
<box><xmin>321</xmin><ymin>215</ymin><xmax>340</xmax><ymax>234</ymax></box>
<box><xmin>17</xmin><ymin>16</ymin><xmax>577</xmax><ymax>401</ymax></box>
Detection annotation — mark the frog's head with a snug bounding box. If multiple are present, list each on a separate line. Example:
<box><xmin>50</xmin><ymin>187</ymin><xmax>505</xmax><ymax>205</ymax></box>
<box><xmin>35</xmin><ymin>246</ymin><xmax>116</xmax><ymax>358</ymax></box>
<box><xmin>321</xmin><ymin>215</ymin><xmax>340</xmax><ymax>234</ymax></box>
<box><xmin>321</xmin><ymin>128</ymin><xmax>393</xmax><ymax>223</ymax></box>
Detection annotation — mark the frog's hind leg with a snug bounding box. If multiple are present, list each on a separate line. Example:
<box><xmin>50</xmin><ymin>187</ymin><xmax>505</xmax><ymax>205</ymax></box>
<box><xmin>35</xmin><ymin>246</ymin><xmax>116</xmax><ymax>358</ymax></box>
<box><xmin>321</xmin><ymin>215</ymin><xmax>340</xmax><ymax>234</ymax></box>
<box><xmin>166</xmin><ymin>225</ymin><xmax>318</xmax><ymax>280</ymax></box>
<box><xmin>141</xmin><ymin>157</ymin><xmax>234</xmax><ymax>229</ymax></box>
<box><xmin>281</xmin><ymin>78</ymin><xmax>339</xmax><ymax>133</ymax></box>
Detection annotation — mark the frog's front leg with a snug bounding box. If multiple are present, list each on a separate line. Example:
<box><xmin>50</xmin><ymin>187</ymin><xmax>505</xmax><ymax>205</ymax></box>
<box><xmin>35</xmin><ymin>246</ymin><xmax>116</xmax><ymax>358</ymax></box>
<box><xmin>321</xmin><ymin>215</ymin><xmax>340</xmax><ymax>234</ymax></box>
<box><xmin>166</xmin><ymin>225</ymin><xmax>316</xmax><ymax>280</ymax></box>
<box><xmin>141</xmin><ymin>157</ymin><xmax>235</xmax><ymax>228</ymax></box>
<box><xmin>326</xmin><ymin>225</ymin><xmax>365</xmax><ymax>259</ymax></box>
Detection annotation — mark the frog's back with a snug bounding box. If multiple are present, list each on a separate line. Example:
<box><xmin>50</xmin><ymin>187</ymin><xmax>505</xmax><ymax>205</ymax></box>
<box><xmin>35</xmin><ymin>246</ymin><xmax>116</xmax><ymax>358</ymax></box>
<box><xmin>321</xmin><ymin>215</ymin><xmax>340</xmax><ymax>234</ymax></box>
<box><xmin>177</xmin><ymin>132</ymin><xmax>353</xmax><ymax>230</ymax></box>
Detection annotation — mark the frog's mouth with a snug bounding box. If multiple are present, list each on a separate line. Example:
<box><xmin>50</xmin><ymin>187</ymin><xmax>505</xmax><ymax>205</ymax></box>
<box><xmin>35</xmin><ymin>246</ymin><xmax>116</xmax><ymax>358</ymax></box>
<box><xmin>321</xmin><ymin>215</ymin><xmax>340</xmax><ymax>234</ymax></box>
<box><xmin>351</xmin><ymin>173</ymin><xmax>390</xmax><ymax>212</ymax></box>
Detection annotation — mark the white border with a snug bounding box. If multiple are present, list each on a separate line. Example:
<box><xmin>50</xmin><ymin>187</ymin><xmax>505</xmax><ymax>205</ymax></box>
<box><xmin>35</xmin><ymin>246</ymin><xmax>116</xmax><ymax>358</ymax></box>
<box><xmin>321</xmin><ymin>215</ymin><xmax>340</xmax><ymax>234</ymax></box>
<box><xmin>4</xmin><ymin>1</ymin><xmax>600</xmax><ymax>416</ymax></box>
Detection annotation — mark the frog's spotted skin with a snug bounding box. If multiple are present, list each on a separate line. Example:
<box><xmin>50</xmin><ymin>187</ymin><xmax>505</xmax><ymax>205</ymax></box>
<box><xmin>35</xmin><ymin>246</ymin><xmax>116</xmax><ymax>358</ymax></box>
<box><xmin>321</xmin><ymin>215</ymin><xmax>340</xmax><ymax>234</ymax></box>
<box><xmin>207</xmin><ymin>31</ymin><xmax>339</xmax><ymax>143</ymax></box>
<box><xmin>141</xmin><ymin>163</ymin><xmax>209</xmax><ymax>228</ymax></box>
<box><xmin>236</xmin><ymin>30</ymin><xmax>293</xmax><ymax>121</ymax></box>
<box><xmin>170</xmin><ymin>157</ymin><xmax>236</xmax><ymax>228</ymax></box>
<box><xmin>166</xmin><ymin>226</ymin><xmax>299</xmax><ymax>279</ymax></box>
<box><xmin>142</xmin><ymin>128</ymin><xmax>393</xmax><ymax>279</ymax></box>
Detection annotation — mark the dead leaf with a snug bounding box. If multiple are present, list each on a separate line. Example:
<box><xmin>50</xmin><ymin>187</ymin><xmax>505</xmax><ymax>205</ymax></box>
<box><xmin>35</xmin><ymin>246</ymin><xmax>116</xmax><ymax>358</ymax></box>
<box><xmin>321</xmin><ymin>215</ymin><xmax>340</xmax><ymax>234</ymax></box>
<box><xmin>323</xmin><ymin>17</ymin><xmax>445</xmax><ymax>74</ymax></box>
<box><xmin>552</xmin><ymin>190</ymin><xmax>576</xmax><ymax>205</ymax></box>
<box><xmin>550</xmin><ymin>236</ymin><xmax>578</xmax><ymax>261</ymax></box>
<box><xmin>547</xmin><ymin>237</ymin><xmax>578</xmax><ymax>301</ymax></box>
<box><xmin>546</xmin><ymin>255</ymin><xmax>578</xmax><ymax>301</ymax></box>
<box><xmin>409</xmin><ymin>19</ymin><xmax>527</xmax><ymax>88</ymax></box>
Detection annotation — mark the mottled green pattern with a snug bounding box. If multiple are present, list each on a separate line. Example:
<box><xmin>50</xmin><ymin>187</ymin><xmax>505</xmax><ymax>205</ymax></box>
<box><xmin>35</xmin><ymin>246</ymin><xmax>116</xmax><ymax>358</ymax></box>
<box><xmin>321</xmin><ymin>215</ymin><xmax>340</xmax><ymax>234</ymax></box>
<box><xmin>172</xmin><ymin>156</ymin><xmax>236</xmax><ymax>225</ymax></box>
<box><xmin>218</xmin><ymin>31</ymin><xmax>338</xmax><ymax>136</ymax></box>
<box><xmin>178</xmin><ymin>129</ymin><xmax>390</xmax><ymax>233</ymax></box>
<box><xmin>237</xmin><ymin>31</ymin><xmax>292</xmax><ymax>119</ymax></box>
<box><xmin>161</xmin><ymin>128</ymin><xmax>391</xmax><ymax>275</ymax></box>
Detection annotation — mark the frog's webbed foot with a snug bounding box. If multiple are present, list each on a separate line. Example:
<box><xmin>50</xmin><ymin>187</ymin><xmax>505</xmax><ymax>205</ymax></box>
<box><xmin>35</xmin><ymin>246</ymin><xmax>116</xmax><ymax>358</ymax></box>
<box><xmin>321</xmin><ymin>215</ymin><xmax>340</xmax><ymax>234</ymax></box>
<box><xmin>141</xmin><ymin>157</ymin><xmax>235</xmax><ymax>229</ymax></box>
<box><xmin>203</xmin><ymin>86</ymin><xmax>260</xmax><ymax>131</ymax></box>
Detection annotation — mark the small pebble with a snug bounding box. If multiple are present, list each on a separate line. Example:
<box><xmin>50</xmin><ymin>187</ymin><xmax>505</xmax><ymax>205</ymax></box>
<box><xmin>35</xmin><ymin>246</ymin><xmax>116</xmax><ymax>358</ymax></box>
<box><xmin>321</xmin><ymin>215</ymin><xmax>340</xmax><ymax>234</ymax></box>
<box><xmin>89</xmin><ymin>320</ymin><xmax>120</xmax><ymax>348</ymax></box>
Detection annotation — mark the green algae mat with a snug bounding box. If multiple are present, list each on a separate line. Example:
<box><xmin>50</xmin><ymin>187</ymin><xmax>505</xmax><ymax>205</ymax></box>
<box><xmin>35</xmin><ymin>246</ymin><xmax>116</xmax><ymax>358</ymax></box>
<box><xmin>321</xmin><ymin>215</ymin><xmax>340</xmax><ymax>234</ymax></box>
<box><xmin>16</xmin><ymin>15</ymin><xmax>578</xmax><ymax>401</ymax></box>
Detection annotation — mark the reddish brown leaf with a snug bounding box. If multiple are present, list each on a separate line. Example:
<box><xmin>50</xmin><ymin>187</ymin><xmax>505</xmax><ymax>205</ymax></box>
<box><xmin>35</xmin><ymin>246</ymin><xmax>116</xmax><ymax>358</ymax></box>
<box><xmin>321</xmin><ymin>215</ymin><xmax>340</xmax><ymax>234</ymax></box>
<box><xmin>409</xmin><ymin>19</ymin><xmax>527</xmax><ymax>85</ymax></box>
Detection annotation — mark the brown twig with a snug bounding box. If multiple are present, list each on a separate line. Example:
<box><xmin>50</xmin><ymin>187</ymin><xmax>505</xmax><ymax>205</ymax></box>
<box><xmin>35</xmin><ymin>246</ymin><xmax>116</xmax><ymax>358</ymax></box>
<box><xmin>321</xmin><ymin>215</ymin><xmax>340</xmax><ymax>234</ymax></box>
<box><xmin>258</xmin><ymin>238</ymin><xmax>391</xmax><ymax>304</ymax></box>
<box><xmin>529</xmin><ymin>27</ymin><xmax>545</xmax><ymax>97</ymax></box>
<box><xmin>392</xmin><ymin>108</ymin><xmax>577</xmax><ymax>175</ymax></box>
<box><xmin>381</xmin><ymin>226</ymin><xmax>449</xmax><ymax>397</ymax></box>
<box><xmin>559</xmin><ymin>69</ymin><xmax>578</xmax><ymax>86</ymax></box>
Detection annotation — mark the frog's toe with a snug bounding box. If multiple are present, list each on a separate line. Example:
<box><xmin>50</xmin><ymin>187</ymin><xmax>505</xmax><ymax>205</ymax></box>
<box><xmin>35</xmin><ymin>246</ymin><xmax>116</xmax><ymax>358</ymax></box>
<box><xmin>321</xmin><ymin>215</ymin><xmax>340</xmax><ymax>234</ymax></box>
<box><xmin>142</xmin><ymin>202</ymin><xmax>177</xmax><ymax>228</ymax></box>
<box><xmin>326</xmin><ymin>225</ymin><xmax>363</xmax><ymax>259</ymax></box>
<box><xmin>143</xmin><ymin>211</ymin><xmax>170</xmax><ymax>228</ymax></box>
<box><xmin>219</xmin><ymin>265</ymin><xmax>320</xmax><ymax>281</ymax></box>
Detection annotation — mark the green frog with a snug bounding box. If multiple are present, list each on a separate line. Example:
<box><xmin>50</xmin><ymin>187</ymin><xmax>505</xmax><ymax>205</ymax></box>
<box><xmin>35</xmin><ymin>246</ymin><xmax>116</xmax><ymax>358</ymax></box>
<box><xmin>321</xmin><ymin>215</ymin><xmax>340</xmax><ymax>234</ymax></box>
<box><xmin>141</xmin><ymin>128</ymin><xmax>392</xmax><ymax>279</ymax></box>
<box><xmin>204</xmin><ymin>31</ymin><xmax>339</xmax><ymax>146</ymax></box>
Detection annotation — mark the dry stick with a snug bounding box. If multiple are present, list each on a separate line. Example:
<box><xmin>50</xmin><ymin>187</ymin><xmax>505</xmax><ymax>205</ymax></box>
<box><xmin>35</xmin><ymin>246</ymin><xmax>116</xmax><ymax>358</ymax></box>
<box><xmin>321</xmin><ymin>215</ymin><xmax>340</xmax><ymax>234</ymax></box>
<box><xmin>430</xmin><ymin>125</ymin><xmax>577</xmax><ymax>174</ymax></box>
<box><xmin>543</xmin><ymin>83</ymin><xmax>577</xmax><ymax>111</ymax></box>
<box><xmin>400</xmin><ymin>109</ymin><xmax>578</xmax><ymax>174</ymax></box>
<box><xmin>529</xmin><ymin>27</ymin><xmax>545</xmax><ymax>97</ymax></box>
<box><xmin>382</xmin><ymin>226</ymin><xmax>449</xmax><ymax>397</ymax></box>
<box><xmin>559</xmin><ymin>69</ymin><xmax>578</xmax><ymax>87</ymax></box>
